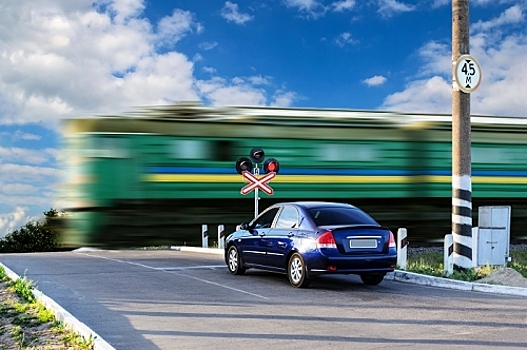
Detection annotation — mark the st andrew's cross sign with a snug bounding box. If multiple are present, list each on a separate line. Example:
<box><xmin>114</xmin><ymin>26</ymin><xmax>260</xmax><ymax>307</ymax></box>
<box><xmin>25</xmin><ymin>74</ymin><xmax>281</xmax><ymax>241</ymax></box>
<box><xmin>240</xmin><ymin>170</ymin><xmax>276</xmax><ymax>195</ymax></box>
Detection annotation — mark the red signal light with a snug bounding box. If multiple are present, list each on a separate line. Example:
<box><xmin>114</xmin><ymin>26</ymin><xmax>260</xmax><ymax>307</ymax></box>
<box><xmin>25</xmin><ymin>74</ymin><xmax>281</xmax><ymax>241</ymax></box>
<box><xmin>263</xmin><ymin>158</ymin><xmax>280</xmax><ymax>174</ymax></box>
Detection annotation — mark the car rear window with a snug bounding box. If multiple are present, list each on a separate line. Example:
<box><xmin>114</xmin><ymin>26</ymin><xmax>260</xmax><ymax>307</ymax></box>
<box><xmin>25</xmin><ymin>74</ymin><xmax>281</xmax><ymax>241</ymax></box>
<box><xmin>308</xmin><ymin>207</ymin><xmax>378</xmax><ymax>226</ymax></box>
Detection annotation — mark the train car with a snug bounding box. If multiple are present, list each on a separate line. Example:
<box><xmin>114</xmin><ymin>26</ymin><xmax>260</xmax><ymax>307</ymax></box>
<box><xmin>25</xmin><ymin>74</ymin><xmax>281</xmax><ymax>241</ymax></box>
<box><xmin>60</xmin><ymin>103</ymin><xmax>527</xmax><ymax>247</ymax></box>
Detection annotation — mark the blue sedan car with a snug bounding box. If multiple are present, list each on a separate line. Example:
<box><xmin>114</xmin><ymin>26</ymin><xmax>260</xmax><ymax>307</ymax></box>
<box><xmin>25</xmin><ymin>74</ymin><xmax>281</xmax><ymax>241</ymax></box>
<box><xmin>225</xmin><ymin>201</ymin><xmax>397</xmax><ymax>288</ymax></box>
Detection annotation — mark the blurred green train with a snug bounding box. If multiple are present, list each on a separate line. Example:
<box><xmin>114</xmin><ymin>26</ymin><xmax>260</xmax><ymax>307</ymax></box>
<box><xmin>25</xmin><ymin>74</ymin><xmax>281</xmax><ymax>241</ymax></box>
<box><xmin>60</xmin><ymin>103</ymin><xmax>527</xmax><ymax>247</ymax></box>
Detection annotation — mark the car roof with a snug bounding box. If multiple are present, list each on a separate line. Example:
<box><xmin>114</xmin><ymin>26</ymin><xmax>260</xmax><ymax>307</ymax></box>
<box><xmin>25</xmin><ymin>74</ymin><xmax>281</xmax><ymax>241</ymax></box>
<box><xmin>273</xmin><ymin>201</ymin><xmax>358</xmax><ymax>210</ymax></box>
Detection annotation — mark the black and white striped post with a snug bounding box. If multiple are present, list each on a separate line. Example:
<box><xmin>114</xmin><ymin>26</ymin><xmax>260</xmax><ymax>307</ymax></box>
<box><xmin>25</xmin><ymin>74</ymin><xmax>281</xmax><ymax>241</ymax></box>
<box><xmin>397</xmin><ymin>228</ymin><xmax>409</xmax><ymax>270</ymax></box>
<box><xmin>201</xmin><ymin>224</ymin><xmax>208</xmax><ymax>248</ymax></box>
<box><xmin>218</xmin><ymin>224</ymin><xmax>225</xmax><ymax>249</ymax></box>
<box><xmin>452</xmin><ymin>0</ymin><xmax>476</xmax><ymax>269</ymax></box>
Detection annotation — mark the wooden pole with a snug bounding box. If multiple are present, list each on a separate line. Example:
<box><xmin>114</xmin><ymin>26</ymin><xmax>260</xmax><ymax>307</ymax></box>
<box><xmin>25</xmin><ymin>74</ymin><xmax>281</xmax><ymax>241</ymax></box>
<box><xmin>452</xmin><ymin>0</ymin><xmax>473</xmax><ymax>269</ymax></box>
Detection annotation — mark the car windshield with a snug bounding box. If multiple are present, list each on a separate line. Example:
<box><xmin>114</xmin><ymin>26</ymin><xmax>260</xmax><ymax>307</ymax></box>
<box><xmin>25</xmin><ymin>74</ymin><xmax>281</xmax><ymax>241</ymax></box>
<box><xmin>308</xmin><ymin>207</ymin><xmax>378</xmax><ymax>227</ymax></box>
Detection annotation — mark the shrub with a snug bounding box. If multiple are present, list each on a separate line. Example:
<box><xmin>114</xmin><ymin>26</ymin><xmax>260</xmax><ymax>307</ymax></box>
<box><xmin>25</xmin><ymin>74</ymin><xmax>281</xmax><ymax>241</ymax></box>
<box><xmin>0</xmin><ymin>209</ymin><xmax>61</xmax><ymax>253</ymax></box>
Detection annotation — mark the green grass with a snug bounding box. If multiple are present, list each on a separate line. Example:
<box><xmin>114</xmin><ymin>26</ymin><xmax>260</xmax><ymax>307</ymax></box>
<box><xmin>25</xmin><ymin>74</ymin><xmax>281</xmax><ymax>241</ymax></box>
<box><xmin>406</xmin><ymin>248</ymin><xmax>527</xmax><ymax>281</ymax></box>
<box><xmin>0</xmin><ymin>265</ymin><xmax>95</xmax><ymax>349</ymax></box>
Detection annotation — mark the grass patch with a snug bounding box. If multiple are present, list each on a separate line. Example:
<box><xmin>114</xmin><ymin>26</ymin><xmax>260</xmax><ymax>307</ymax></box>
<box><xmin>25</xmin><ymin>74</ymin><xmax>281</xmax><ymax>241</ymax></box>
<box><xmin>0</xmin><ymin>267</ymin><xmax>95</xmax><ymax>349</ymax></box>
<box><xmin>406</xmin><ymin>248</ymin><xmax>527</xmax><ymax>281</ymax></box>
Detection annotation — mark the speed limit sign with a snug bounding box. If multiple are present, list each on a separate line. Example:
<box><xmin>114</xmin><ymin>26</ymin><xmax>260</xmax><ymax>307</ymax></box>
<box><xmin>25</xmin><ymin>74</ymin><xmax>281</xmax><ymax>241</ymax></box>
<box><xmin>454</xmin><ymin>54</ymin><xmax>482</xmax><ymax>93</ymax></box>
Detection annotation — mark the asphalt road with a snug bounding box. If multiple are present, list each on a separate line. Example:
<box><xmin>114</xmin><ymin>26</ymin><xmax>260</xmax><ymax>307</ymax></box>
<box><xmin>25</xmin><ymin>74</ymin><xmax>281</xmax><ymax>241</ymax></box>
<box><xmin>1</xmin><ymin>249</ymin><xmax>526</xmax><ymax>350</ymax></box>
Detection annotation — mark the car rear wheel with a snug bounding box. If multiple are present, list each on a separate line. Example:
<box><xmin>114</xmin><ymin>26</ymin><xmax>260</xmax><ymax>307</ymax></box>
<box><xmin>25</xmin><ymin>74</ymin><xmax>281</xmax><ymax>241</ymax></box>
<box><xmin>227</xmin><ymin>245</ymin><xmax>245</xmax><ymax>275</ymax></box>
<box><xmin>288</xmin><ymin>253</ymin><xmax>311</xmax><ymax>288</ymax></box>
<box><xmin>360</xmin><ymin>273</ymin><xmax>386</xmax><ymax>285</ymax></box>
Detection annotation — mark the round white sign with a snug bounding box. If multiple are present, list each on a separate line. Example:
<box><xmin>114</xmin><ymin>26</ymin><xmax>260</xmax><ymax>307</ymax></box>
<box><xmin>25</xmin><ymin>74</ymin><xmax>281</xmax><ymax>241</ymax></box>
<box><xmin>454</xmin><ymin>54</ymin><xmax>482</xmax><ymax>93</ymax></box>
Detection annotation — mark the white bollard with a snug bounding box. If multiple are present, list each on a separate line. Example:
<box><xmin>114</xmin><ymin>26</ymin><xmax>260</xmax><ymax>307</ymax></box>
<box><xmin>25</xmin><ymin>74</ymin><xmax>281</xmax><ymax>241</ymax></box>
<box><xmin>396</xmin><ymin>228</ymin><xmax>408</xmax><ymax>270</ymax></box>
<box><xmin>444</xmin><ymin>234</ymin><xmax>454</xmax><ymax>276</ymax></box>
<box><xmin>218</xmin><ymin>224</ymin><xmax>225</xmax><ymax>249</ymax></box>
<box><xmin>202</xmin><ymin>224</ymin><xmax>208</xmax><ymax>248</ymax></box>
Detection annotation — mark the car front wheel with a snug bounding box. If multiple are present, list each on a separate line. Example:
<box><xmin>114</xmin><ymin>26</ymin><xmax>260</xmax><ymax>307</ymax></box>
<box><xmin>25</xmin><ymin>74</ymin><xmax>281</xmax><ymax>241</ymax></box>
<box><xmin>360</xmin><ymin>273</ymin><xmax>386</xmax><ymax>285</ymax></box>
<box><xmin>288</xmin><ymin>253</ymin><xmax>311</xmax><ymax>288</ymax></box>
<box><xmin>227</xmin><ymin>245</ymin><xmax>245</xmax><ymax>275</ymax></box>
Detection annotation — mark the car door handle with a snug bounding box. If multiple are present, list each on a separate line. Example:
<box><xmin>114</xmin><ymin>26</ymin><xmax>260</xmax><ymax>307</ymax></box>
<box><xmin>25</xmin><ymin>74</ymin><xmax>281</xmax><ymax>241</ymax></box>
<box><xmin>287</xmin><ymin>232</ymin><xmax>295</xmax><ymax>237</ymax></box>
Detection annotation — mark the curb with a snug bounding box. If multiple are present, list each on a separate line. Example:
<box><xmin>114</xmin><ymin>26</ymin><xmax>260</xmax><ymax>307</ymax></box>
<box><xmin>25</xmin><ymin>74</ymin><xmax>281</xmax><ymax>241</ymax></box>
<box><xmin>0</xmin><ymin>262</ymin><xmax>115</xmax><ymax>350</ymax></box>
<box><xmin>388</xmin><ymin>270</ymin><xmax>527</xmax><ymax>297</ymax></box>
<box><xmin>176</xmin><ymin>246</ymin><xmax>527</xmax><ymax>297</ymax></box>
<box><xmin>175</xmin><ymin>246</ymin><xmax>224</xmax><ymax>255</ymax></box>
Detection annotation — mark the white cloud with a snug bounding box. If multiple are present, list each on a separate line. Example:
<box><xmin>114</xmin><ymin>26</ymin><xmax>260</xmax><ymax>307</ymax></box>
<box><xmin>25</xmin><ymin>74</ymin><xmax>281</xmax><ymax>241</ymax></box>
<box><xmin>380</xmin><ymin>3</ymin><xmax>527</xmax><ymax>117</ymax></box>
<box><xmin>382</xmin><ymin>76</ymin><xmax>452</xmax><ymax>113</ymax></box>
<box><xmin>13</xmin><ymin>130</ymin><xmax>42</xmax><ymax>141</ymax></box>
<box><xmin>248</xmin><ymin>76</ymin><xmax>271</xmax><ymax>85</ymax></box>
<box><xmin>283</xmin><ymin>0</ymin><xmax>327</xmax><ymax>18</ymax></box>
<box><xmin>221</xmin><ymin>2</ymin><xmax>254</xmax><ymax>24</ymax></box>
<box><xmin>335</xmin><ymin>32</ymin><xmax>355</xmax><ymax>46</ymax></box>
<box><xmin>272</xmin><ymin>91</ymin><xmax>298</xmax><ymax>107</ymax></box>
<box><xmin>157</xmin><ymin>9</ymin><xmax>198</xmax><ymax>47</ymax></box>
<box><xmin>363</xmin><ymin>76</ymin><xmax>387</xmax><ymax>87</ymax></box>
<box><xmin>0</xmin><ymin>183</ymin><xmax>40</xmax><ymax>195</ymax></box>
<box><xmin>0</xmin><ymin>163</ymin><xmax>64</xmax><ymax>182</ymax></box>
<box><xmin>377</xmin><ymin>0</ymin><xmax>416</xmax><ymax>17</ymax></box>
<box><xmin>0</xmin><ymin>147</ymin><xmax>57</xmax><ymax>165</ymax></box>
<box><xmin>199</xmin><ymin>41</ymin><xmax>218</xmax><ymax>50</ymax></box>
<box><xmin>196</xmin><ymin>77</ymin><xmax>267</xmax><ymax>106</ymax></box>
<box><xmin>202</xmin><ymin>66</ymin><xmax>217</xmax><ymax>74</ymax></box>
<box><xmin>0</xmin><ymin>207</ymin><xmax>29</xmax><ymax>237</ymax></box>
<box><xmin>332</xmin><ymin>0</ymin><xmax>356</xmax><ymax>12</ymax></box>
<box><xmin>472</xmin><ymin>5</ymin><xmax>523</xmax><ymax>32</ymax></box>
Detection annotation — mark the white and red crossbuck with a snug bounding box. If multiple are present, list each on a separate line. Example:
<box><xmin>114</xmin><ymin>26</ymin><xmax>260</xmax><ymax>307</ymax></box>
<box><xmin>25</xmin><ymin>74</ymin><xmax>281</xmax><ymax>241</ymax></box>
<box><xmin>240</xmin><ymin>170</ymin><xmax>276</xmax><ymax>195</ymax></box>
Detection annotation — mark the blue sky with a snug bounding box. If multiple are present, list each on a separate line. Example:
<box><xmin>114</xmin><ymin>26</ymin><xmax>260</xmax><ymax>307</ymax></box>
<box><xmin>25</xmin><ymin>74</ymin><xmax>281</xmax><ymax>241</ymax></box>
<box><xmin>1</xmin><ymin>0</ymin><xmax>527</xmax><ymax>236</ymax></box>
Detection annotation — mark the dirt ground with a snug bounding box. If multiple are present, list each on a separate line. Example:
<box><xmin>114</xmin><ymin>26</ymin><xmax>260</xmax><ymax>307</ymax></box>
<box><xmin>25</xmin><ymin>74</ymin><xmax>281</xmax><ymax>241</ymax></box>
<box><xmin>0</xmin><ymin>281</ymin><xmax>86</xmax><ymax>350</ymax></box>
<box><xmin>476</xmin><ymin>268</ymin><xmax>527</xmax><ymax>288</ymax></box>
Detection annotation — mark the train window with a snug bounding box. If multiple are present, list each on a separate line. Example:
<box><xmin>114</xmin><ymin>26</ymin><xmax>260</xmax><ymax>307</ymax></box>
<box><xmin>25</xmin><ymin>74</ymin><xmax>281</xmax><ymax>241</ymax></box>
<box><xmin>170</xmin><ymin>139</ymin><xmax>233</xmax><ymax>161</ymax></box>
<box><xmin>317</xmin><ymin>143</ymin><xmax>378</xmax><ymax>162</ymax></box>
<box><xmin>84</xmin><ymin>137</ymin><xmax>129</xmax><ymax>158</ymax></box>
<box><xmin>171</xmin><ymin>140</ymin><xmax>211</xmax><ymax>159</ymax></box>
<box><xmin>213</xmin><ymin>140</ymin><xmax>233</xmax><ymax>161</ymax></box>
<box><xmin>473</xmin><ymin>147</ymin><xmax>527</xmax><ymax>164</ymax></box>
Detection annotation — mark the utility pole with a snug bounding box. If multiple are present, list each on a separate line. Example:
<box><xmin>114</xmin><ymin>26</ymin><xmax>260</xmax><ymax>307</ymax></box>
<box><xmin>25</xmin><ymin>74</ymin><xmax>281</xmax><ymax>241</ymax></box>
<box><xmin>452</xmin><ymin>0</ymin><xmax>473</xmax><ymax>269</ymax></box>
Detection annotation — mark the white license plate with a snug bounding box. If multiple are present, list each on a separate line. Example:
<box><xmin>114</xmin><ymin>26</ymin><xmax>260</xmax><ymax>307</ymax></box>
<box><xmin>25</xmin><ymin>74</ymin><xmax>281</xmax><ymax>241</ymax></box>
<box><xmin>349</xmin><ymin>239</ymin><xmax>378</xmax><ymax>249</ymax></box>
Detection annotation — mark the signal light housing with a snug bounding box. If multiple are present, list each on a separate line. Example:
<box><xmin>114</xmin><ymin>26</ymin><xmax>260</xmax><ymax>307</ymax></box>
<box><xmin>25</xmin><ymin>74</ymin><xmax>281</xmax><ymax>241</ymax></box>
<box><xmin>263</xmin><ymin>158</ymin><xmax>280</xmax><ymax>174</ymax></box>
<box><xmin>249</xmin><ymin>147</ymin><xmax>265</xmax><ymax>163</ymax></box>
<box><xmin>235</xmin><ymin>157</ymin><xmax>253</xmax><ymax>174</ymax></box>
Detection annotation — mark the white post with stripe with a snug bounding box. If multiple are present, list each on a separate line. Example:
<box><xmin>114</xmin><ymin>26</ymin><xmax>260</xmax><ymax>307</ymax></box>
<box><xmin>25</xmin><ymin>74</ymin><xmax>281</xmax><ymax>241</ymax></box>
<box><xmin>444</xmin><ymin>234</ymin><xmax>454</xmax><ymax>276</ymax></box>
<box><xmin>452</xmin><ymin>175</ymin><xmax>473</xmax><ymax>269</ymax></box>
<box><xmin>396</xmin><ymin>228</ymin><xmax>408</xmax><ymax>270</ymax></box>
<box><xmin>218</xmin><ymin>224</ymin><xmax>225</xmax><ymax>249</ymax></box>
<box><xmin>202</xmin><ymin>224</ymin><xmax>208</xmax><ymax>248</ymax></box>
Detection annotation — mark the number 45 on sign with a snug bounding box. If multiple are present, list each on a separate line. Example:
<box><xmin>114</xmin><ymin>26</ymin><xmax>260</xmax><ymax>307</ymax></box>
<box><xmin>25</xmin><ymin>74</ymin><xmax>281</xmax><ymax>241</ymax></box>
<box><xmin>454</xmin><ymin>54</ymin><xmax>482</xmax><ymax>94</ymax></box>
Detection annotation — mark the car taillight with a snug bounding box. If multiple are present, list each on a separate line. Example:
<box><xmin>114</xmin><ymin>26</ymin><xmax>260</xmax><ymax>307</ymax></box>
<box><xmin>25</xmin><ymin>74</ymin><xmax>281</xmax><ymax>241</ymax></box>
<box><xmin>316</xmin><ymin>231</ymin><xmax>337</xmax><ymax>249</ymax></box>
<box><xmin>388</xmin><ymin>231</ymin><xmax>396</xmax><ymax>248</ymax></box>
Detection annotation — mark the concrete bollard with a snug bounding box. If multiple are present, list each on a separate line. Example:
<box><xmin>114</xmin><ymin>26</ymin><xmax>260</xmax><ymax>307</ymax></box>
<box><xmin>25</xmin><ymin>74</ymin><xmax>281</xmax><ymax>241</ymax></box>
<box><xmin>396</xmin><ymin>228</ymin><xmax>408</xmax><ymax>270</ymax></box>
<box><xmin>202</xmin><ymin>224</ymin><xmax>208</xmax><ymax>248</ymax></box>
<box><xmin>444</xmin><ymin>234</ymin><xmax>454</xmax><ymax>276</ymax></box>
<box><xmin>218</xmin><ymin>224</ymin><xmax>225</xmax><ymax>249</ymax></box>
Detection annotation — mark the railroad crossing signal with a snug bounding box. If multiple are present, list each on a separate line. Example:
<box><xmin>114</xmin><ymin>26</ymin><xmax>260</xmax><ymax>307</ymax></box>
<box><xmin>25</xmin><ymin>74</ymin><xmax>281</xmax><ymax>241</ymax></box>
<box><xmin>235</xmin><ymin>148</ymin><xmax>280</xmax><ymax>204</ymax></box>
<box><xmin>240</xmin><ymin>170</ymin><xmax>276</xmax><ymax>195</ymax></box>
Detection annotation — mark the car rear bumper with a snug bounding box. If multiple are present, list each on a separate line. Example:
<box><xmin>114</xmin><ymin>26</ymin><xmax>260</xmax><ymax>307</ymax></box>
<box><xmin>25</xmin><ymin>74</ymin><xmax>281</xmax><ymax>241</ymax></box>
<box><xmin>307</xmin><ymin>254</ymin><xmax>396</xmax><ymax>275</ymax></box>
